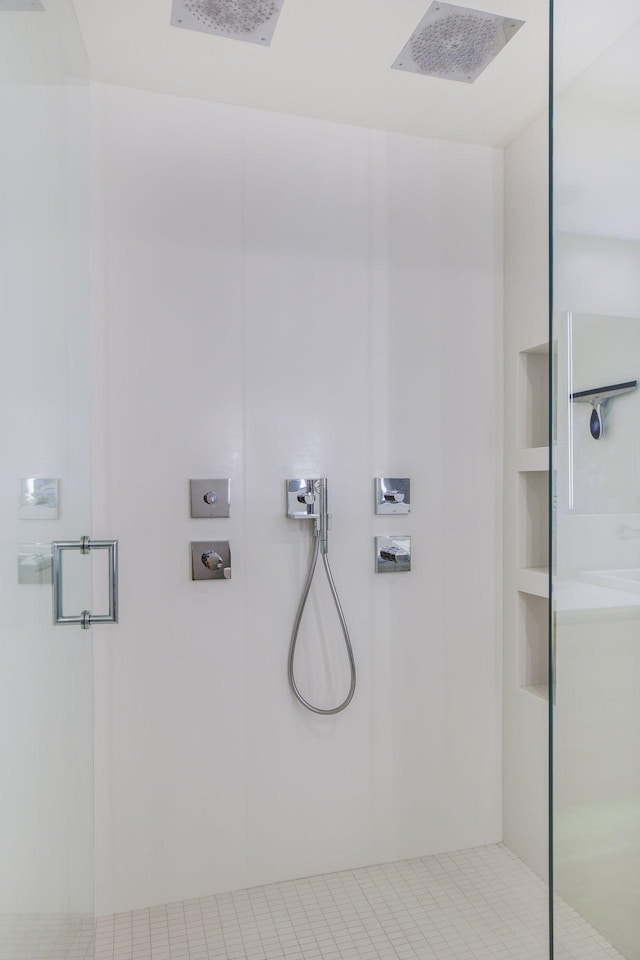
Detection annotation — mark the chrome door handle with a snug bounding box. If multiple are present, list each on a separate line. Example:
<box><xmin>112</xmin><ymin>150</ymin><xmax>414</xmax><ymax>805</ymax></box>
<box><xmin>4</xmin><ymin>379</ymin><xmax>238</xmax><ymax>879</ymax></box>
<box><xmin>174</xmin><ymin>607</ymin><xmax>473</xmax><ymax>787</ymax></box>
<box><xmin>52</xmin><ymin>536</ymin><xmax>119</xmax><ymax>629</ymax></box>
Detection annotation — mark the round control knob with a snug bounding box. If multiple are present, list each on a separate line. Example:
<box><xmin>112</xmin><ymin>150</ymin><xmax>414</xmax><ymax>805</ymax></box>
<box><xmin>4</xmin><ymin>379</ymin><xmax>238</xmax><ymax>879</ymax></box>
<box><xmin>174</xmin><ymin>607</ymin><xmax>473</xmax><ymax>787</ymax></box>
<box><xmin>384</xmin><ymin>490</ymin><xmax>405</xmax><ymax>503</ymax></box>
<box><xmin>203</xmin><ymin>491</ymin><xmax>218</xmax><ymax>505</ymax></box>
<box><xmin>297</xmin><ymin>492</ymin><xmax>315</xmax><ymax>504</ymax></box>
<box><xmin>201</xmin><ymin>550</ymin><xmax>223</xmax><ymax>571</ymax></box>
<box><xmin>380</xmin><ymin>545</ymin><xmax>406</xmax><ymax>563</ymax></box>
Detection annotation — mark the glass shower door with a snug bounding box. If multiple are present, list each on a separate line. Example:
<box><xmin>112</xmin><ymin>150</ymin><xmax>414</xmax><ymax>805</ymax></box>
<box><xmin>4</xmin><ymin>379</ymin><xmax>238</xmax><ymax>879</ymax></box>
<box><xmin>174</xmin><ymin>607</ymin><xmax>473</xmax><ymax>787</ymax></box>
<box><xmin>552</xmin><ymin>4</ymin><xmax>640</xmax><ymax>958</ymax></box>
<box><xmin>0</xmin><ymin>0</ymin><xmax>95</xmax><ymax>954</ymax></box>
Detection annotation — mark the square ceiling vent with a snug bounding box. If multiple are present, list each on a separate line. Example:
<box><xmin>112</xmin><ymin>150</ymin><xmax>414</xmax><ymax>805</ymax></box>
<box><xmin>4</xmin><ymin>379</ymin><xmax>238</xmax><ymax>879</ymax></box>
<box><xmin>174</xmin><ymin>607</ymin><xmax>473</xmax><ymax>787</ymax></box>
<box><xmin>392</xmin><ymin>2</ymin><xmax>524</xmax><ymax>84</ymax></box>
<box><xmin>171</xmin><ymin>0</ymin><xmax>285</xmax><ymax>46</ymax></box>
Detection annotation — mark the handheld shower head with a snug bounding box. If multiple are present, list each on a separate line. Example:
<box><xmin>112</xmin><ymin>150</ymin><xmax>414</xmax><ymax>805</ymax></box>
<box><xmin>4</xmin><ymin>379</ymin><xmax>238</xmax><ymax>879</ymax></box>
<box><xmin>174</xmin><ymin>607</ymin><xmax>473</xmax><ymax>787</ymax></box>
<box><xmin>285</xmin><ymin>477</ymin><xmax>355</xmax><ymax>715</ymax></box>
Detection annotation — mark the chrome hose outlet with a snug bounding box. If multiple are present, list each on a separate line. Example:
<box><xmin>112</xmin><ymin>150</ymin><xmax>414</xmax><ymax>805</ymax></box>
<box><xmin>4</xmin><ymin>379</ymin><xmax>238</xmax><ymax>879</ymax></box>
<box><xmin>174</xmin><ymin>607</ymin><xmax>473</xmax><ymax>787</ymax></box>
<box><xmin>285</xmin><ymin>478</ymin><xmax>356</xmax><ymax>715</ymax></box>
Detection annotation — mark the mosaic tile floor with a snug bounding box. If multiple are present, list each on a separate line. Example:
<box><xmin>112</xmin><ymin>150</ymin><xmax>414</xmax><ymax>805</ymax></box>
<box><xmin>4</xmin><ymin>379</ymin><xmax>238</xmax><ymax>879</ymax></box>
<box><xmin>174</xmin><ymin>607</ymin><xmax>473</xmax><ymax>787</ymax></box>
<box><xmin>0</xmin><ymin>845</ymin><xmax>624</xmax><ymax>960</ymax></box>
<box><xmin>90</xmin><ymin>844</ymin><xmax>624</xmax><ymax>960</ymax></box>
<box><xmin>0</xmin><ymin>914</ymin><xmax>94</xmax><ymax>960</ymax></box>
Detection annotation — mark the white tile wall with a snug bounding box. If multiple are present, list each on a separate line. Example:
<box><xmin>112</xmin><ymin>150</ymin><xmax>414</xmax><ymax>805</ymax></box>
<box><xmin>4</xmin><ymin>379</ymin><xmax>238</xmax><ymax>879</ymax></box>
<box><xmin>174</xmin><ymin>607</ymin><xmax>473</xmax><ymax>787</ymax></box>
<box><xmin>92</xmin><ymin>82</ymin><xmax>503</xmax><ymax>915</ymax></box>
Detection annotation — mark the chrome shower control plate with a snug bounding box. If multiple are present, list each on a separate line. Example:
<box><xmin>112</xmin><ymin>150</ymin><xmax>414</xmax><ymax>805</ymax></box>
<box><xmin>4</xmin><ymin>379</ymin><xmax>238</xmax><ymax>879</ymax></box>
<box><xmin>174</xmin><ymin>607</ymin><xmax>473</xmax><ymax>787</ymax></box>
<box><xmin>286</xmin><ymin>479</ymin><xmax>320</xmax><ymax>519</ymax></box>
<box><xmin>18</xmin><ymin>543</ymin><xmax>52</xmax><ymax>584</ymax></box>
<box><xmin>19</xmin><ymin>478</ymin><xmax>59</xmax><ymax>519</ymax></box>
<box><xmin>191</xmin><ymin>541</ymin><xmax>231</xmax><ymax>580</ymax></box>
<box><xmin>190</xmin><ymin>479</ymin><xmax>230</xmax><ymax>518</ymax></box>
<box><xmin>375</xmin><ymin>478</ymin><xmax>410</xmax><ymax>515</ymax></box>
<box><xmin>375</xmin><ymin>536</ymin><xmax>411</xmax><ymax>573</ymax></box>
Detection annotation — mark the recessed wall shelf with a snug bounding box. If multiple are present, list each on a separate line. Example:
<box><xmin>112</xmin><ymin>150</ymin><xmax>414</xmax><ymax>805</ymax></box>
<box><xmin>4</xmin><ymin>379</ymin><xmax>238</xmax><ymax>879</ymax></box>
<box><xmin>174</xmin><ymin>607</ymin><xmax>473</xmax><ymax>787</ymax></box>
<box><xmin>517</xmin><ymin>446</ymin><xmax>550</xmax><ymax>472</ymax></box>
<box><xmin>517</xmin><ymin>591</ymin><xmax>549</xmax><ymax>699</ymax></box>
<box><xmin>518</xmin><ymin>472</ymin><xmax>548</xmax><ymax>567</ymax></box>
<box><xmin>519</xmin><ymin>342</ymin><xmax>550</xmax><ymax>450</ymax></box>
<box><xmin>515</xmin><ymin>340</ymin><xmax>551</xmax><ymax>701</ymax></box>
<box><xmin>517</xmin><ymin>567</ymin><xmax>549</xmax><ymax>599</ymax></box>
<box><xmin>521</xmin><ymin>683</ymin><xmax>548</xmax><ymax>701</ymax></box>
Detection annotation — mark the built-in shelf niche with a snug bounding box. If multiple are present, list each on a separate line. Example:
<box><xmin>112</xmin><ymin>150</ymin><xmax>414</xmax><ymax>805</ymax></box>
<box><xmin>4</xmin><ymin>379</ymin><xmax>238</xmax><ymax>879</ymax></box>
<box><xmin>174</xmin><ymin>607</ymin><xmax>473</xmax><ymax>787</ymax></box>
<box><xmin>517</xmin><ymin>591</ymin><xmax>548</xmax><ymax>699</ymax></box>
<box><xmin>519</xmin><ymin>342</ymin><xmax>549</xmax><ymax>449</ymax></box>
<box><xmin>517</xmin><ymin>446</ymin><xmax>550</xmax><ymax>472</ymax></box>
<box><xmin>515</xmin><ymin>340</ymin><xmax>551</xmax><ymax>701</ymax></box>
<box><xmin>516</xmin><ymin>566</ymin><xmax>549</xmax><ymax>598</ymax></box>
<box><xmin>518</xmin><ymin>470</ymin><xmax>549</xmax><ymax>570</ymax></box>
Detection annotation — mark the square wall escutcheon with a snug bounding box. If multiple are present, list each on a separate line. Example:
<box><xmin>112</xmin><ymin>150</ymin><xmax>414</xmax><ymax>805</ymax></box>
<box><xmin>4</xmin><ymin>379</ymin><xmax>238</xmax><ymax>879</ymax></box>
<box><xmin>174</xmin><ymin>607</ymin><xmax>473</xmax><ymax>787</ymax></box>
<box><xmin>19</xmin><ymin>478</ymin><xmax>59</xmax><ymax>519</ymax></box>
<box><xmin>375</xmin><ymin>478</ymin><xmax>410</xmax><ymax>515</ymax></box>
<box><xmin>191</xmin><ymin>541</ymin><xmax>231</xmax><ymax>581</ymax></box>
<box><xmin>375</xmin><ymin>536</ymin><xmax>411</xmax><ymax>573</ymax></box>
<box><xmin>18</xmin><ymin>543</ymin><xmax>52</xmax><ymax>584</ymax></box>
<box><xmin>190</xmin><ymin>479</ymin><xmax>230</xmax><ymax>518</ymax></box>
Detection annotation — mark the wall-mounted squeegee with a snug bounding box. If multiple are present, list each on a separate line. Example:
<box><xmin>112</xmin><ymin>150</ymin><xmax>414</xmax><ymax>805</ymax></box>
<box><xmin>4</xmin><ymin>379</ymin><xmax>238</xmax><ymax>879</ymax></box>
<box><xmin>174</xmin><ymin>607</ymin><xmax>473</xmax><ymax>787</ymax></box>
<box><xmin>571</xmin><ymin>380</ymin><xmax>637</xmax><ymax>440</ymax></box>
<box><xmin>286</xmin><ymin>479</ymin><xmax>356</xmax><ymax>715</ymax></box>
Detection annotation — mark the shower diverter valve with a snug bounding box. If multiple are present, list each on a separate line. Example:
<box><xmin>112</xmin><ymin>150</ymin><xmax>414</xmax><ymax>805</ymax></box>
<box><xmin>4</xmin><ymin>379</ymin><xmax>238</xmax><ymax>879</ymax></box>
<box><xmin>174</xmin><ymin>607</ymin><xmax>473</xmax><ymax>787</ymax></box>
<box><xmin>375</xmin><ymin>536</ymin><xmax>411</xmax><ymax>573</ymax></box>
<box><xmin>202</xmin><ymin>550</ymin><xmax>223</xmax><ymax>570</ymax></box>
<box><xmin>375</xmin><ymin>478</ymin><xmax>410</xmax><ymax>515</ymax></box>
<box><xmin>191</xmin><ymin>541</ymin><xmax>231</xmax><ymax>580</ymax></box>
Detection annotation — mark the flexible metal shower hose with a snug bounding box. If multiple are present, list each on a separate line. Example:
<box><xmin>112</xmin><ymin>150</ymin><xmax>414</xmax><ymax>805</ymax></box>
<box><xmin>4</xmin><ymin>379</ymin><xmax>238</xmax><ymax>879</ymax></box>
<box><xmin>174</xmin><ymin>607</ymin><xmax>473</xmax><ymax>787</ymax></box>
<box><xmin>287</xmin><ymin>532</ymin><xmax>356</xmax><ymax>715</ymax></box>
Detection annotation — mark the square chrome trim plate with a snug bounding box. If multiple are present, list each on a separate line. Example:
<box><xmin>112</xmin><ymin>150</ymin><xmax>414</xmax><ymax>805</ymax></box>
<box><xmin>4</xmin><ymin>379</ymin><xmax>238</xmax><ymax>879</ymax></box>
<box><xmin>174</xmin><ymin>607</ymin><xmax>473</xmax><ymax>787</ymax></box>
<box><xmin>190</xmin><ymin>478</ymin><xmax>231</xmax><ymax>518</ymax></box>
<box><xmin>392</xmin><ymin>2</ymin><xmax>524</xmax><ymax>84</ymax></box>
<box><xmin>375</xmin><ymin>536</ymin><xmax>411</xmax><ymax>574</ymax></box>
<box><xmin>19</xmin><ymin>478</ymin><xmax>59</xmax><ymax>519</ymax></box>
<box><xmin>191</xmin><ymin>540</ymin><xmax>231</xmax><ymax>580</ymax></box>
<box><xmin>374</xmin><ymin>477</ymin><xmax>411</xmax><ymax>515</ymax></box>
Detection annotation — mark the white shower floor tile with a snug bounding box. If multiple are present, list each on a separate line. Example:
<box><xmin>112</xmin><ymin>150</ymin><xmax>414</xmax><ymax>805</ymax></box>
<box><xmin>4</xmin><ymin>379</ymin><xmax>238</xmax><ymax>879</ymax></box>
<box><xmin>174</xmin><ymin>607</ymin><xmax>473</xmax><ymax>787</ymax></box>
<box><xmin>0</xmin><ymin>844</ymin><xmax>623</xmax><ymax>960</ymax></box>
<box><xmin>0</xmin><ymin>914</ymin><xmax>94</xmax><ymax>960</ymax></box>
<box><xmin>91</xmin><ymin>844</ymin><xmax>624</xmax><ymax>960</ymax></box>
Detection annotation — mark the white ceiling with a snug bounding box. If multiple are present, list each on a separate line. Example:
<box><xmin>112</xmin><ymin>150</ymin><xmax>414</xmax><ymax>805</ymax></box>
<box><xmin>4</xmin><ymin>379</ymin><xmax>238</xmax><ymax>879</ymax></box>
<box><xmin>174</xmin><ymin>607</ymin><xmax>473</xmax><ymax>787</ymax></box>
<box><xmin>71</xmin><ymin>0</ymin><xmax>640</xmax><ymax>147</ymax></box>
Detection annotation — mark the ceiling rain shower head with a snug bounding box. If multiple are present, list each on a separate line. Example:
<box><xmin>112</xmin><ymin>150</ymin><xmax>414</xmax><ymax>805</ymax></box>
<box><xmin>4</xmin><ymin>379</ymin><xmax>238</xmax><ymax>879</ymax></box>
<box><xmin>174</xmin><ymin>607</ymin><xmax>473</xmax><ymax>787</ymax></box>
<box><xmin>392</xmin><ymin>2</ymin><xmax>524</xmax><ymax>84</ymax></box>
<box><xmin>171</xmin><ymin>0</ymin><xmax>285</xmax><ymax>46</ymax></box>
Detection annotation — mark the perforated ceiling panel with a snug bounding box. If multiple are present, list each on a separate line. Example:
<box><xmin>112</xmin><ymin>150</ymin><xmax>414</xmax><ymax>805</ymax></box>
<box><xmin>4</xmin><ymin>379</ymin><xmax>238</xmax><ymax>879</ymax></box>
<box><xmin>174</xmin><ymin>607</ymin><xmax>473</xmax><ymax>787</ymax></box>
<box><xmin>171</xmin><ymin>0</ymin><xmax>285</xmax><ymax>46</ymax></box>
<box><xmin>392</xmin><ymin>2</ymin><xmax>524</xmax><ymax>84</ymax></box>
